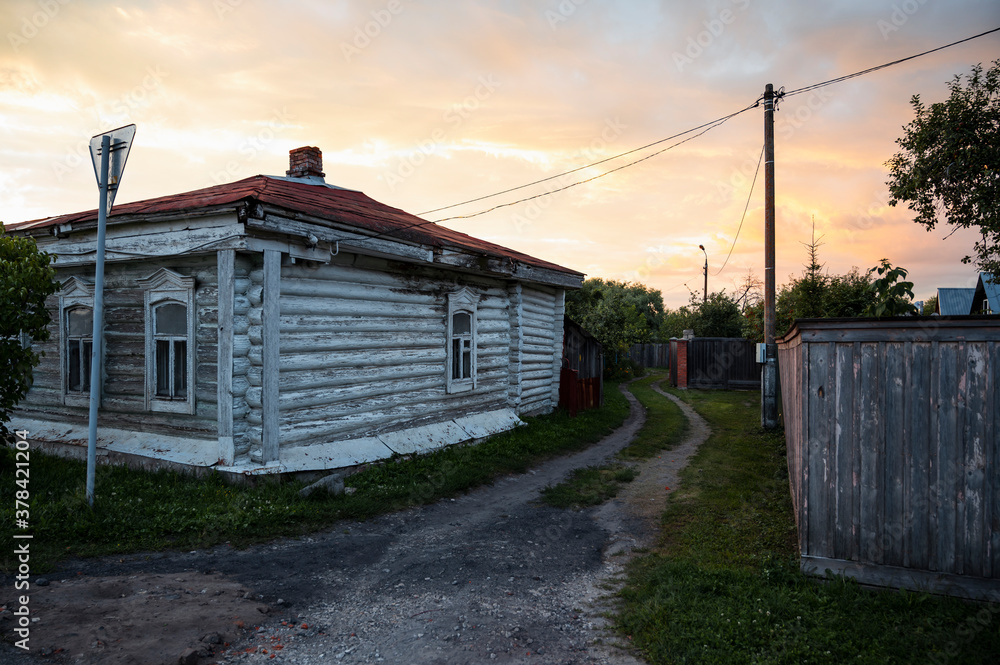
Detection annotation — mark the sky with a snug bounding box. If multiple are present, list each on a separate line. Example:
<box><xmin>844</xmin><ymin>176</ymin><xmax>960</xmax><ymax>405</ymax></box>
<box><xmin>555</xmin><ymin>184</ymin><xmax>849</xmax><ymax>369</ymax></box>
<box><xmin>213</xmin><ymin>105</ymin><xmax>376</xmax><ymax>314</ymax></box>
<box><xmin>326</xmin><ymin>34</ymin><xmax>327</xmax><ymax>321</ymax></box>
<box><xmin>1</xmin><ymin>0</ymin><xmax>998</xmax><ymax>308</ymax></box>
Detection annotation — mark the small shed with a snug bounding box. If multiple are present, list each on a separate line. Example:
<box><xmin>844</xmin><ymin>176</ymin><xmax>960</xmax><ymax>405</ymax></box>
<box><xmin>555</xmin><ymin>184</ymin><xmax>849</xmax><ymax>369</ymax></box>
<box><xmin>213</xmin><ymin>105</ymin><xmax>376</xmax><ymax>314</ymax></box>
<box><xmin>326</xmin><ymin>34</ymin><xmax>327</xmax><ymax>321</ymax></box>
<box><xmin>7</xmin><ymin>147</ymin><xmax>584</xmax><ymax>474</ymax></box>
<box><xmin>559</xmin><ymin>316</ymin><xmax>603</xmax><ymax>414</ymax></box>
<box><xmin>778</xmin><ymin>316</ymin><xmax>1000</xmax><ymax>600</ymax></box>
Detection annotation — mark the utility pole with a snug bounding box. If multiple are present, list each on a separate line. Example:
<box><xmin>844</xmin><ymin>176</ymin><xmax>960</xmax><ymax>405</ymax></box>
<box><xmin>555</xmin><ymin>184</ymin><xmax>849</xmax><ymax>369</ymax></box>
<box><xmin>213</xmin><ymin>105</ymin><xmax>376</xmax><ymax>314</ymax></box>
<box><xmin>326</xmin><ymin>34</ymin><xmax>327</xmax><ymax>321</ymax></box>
<box><xmin>699</xmin><ymin>244</ymin><xmax>708</xmax><ymax>303</ymax></box>
<box><xmin>761</xmin><ymin>83</ymin><xmax>779</xmax><ymax>428</ymax></box>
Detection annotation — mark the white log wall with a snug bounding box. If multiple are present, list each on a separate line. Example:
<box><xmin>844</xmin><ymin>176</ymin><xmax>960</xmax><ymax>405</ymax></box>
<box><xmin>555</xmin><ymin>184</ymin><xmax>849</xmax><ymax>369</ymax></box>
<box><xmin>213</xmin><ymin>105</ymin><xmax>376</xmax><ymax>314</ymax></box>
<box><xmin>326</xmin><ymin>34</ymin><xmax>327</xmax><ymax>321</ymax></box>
<box><xmin>18</xmin><ymin>257</ymin><xmax>219</xmax><ymax>439</ymax></box>
<box><xmin>517</xmin><ymin>285</ymin><xmax>564</xmax><ymax>415</ymax></box>
<box><xmin>242</xmin><ymin>252</ymin><xmax>530</xmax><ymax>455</ymax></box>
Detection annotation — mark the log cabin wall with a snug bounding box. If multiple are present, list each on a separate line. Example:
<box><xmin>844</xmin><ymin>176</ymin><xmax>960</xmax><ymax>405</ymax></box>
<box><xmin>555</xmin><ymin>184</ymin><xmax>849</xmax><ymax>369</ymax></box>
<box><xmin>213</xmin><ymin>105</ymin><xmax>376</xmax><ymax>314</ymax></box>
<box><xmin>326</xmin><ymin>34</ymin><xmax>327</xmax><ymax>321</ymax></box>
<box><xmin>242</xmin><ymin>251</ymin><xmax>532</xmax><ymax>458</ymax></box>
<box><xmin>518</xmin><ymin>285</ymin><xmax>564</xmax><ymax>415</ymax></box>
<box><xmin>231</xmin><ymin>252</ymin><xmax>258</xmax><ymax>461</ymax></box>
<box><xmin>19</xmin><ymin>256</ymin><xmax>220</xmax><ymax>440</ymax></box>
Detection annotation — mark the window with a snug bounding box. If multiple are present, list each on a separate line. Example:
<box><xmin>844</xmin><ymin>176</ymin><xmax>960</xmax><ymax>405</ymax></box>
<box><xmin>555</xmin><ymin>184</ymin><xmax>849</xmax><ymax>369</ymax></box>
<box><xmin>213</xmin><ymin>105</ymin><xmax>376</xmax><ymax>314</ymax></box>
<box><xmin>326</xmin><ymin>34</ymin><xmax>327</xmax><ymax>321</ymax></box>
<box><xmin>153</xmin><ymin>302</ymin><xmax>188</xmax><ymax>399</ymax></box>
<box><xmin>139</xmin><ymin>268</ymin><xmax>196</xmax><ymax>414</ymax></box>
<box><xmin>446</xmin><ymin>288</ymin><xmax>477</xmax><ymax>393</ymax></box>
<box><xmin>452</xmin><ymin>312</ymin><xmax>472</xmax><ymax>381</ymax></box>
<box><xmin>59</xmin><ymin>276</ymin><xmax>96</xmax><ymax>407</ymax></box>
<box><xmin>65</xmin><ymin>306</ymin><xmax>93</xmax><ymax>393</ymax></box>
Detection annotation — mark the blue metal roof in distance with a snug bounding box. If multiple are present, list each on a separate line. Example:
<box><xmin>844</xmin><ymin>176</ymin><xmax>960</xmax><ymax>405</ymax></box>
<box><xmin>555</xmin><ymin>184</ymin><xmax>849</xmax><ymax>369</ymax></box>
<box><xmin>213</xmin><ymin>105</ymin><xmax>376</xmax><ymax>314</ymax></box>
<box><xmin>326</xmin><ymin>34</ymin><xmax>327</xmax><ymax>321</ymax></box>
<box><xmin>937</xmin><ymin>287</ymin><xmax>976</xmax><ymax>315</ymax></box>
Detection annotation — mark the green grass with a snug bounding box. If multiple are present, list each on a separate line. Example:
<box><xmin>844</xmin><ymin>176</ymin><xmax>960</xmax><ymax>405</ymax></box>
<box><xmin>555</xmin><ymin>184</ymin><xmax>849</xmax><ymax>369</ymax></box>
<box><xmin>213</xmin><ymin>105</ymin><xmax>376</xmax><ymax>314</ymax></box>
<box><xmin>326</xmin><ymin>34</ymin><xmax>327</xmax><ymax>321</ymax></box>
<box><xmin>541</xmin><ymin>464</ymin><xmax>637</xmax><ymax>508</ymax></box>
<box><xmin>540</xmin><ymin>372</ymin><xmax>687</xmax><ymax>508</ymax></box>
<box><xmin>615</xmin><ymin>388</ymin><xmax>1000</xmax><ymax>665</ymax></box>
<box><xmin>0</xmin><ymin>388</ymin><xmax>629</xmax><ymax>573</ymax></box>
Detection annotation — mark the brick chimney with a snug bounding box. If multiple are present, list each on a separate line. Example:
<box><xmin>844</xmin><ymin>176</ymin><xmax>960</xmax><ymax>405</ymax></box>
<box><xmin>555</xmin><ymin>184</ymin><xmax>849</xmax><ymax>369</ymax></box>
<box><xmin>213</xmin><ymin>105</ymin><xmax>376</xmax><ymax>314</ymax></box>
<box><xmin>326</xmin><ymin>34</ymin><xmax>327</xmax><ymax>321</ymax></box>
<box><xmin>286</xmin><ymin>146</ymin><xmax>325</xmax><ymax>180</ymax></box>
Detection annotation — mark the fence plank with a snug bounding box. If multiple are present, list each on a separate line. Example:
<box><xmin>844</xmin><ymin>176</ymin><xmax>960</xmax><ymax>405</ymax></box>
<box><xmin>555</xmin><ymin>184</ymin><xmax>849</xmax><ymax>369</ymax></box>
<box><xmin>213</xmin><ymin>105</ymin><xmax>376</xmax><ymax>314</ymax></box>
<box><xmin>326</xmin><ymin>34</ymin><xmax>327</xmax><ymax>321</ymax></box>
<box><xmin>858</xmin><ymin>342</ymin><xmax>883</xmax><ymax>565</ymax></box>
<box><xmin>834</xmin><ymin>342</ymin><xmax>855</xmax><ymax>561</ymax></box>
<box><xmin>907</xmin><ymin>341</ymin><xmax>932</xmax><ymax>571</ymax></box>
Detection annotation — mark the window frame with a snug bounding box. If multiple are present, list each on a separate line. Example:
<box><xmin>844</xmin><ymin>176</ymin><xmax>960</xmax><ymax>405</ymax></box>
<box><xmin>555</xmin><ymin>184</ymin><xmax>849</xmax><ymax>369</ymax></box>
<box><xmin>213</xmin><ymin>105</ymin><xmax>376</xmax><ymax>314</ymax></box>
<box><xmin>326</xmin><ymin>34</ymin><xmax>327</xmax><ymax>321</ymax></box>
<box><xmin>446</xmin><ymin>288</ymin><xmax>478</xmax><ymax>394</ymax></box>
<box><xmin>139</xmin><ymin>268</ymin><xmax>196</xmax><ymax>414</ymax></box>
<box><xmin>59</xmin><ymin>277</ymin><xmax>96</xmax><ymax>407</ymax></box>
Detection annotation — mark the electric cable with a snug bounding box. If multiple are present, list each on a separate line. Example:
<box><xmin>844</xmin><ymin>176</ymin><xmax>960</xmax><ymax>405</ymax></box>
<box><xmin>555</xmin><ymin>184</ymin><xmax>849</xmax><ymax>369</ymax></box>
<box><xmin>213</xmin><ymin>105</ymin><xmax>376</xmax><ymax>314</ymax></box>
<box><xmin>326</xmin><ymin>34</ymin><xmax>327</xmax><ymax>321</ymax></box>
<box><xmin>714</xmin><ymin>143</ymin><xmax>764</xmax><ymax>276</ymax></box>
<box><xmin>418</xmin><ymin>99</ymin><xmax>763</xmax><ymax>217</ymax></box>
<box><xmin>782</xmin><ymin>26</ymin><xmax>999</xmax><ymax>98</ymax></box>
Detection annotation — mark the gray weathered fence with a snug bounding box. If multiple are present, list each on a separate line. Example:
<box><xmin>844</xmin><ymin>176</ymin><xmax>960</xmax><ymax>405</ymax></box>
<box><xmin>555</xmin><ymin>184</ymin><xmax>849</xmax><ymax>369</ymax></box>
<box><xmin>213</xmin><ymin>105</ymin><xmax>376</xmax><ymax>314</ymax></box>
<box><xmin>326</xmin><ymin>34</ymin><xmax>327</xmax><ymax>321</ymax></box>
<box><xmin>778</xmin><ymin>317</ymin><xmax>1000</xmax><ymax>600</ymax></box>
<box><xmin>628</xmin><ymin>343</ymin><xmax>670</xmax><ymax>369</ymax></box>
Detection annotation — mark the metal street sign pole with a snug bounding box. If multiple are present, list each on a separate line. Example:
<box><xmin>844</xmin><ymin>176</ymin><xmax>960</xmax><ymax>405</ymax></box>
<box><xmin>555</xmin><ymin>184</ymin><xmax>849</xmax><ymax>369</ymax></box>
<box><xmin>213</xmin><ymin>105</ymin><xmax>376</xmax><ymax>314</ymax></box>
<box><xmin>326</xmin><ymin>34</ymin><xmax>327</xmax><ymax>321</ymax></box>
<box><xmin>86</xmin><ymin>135</ymin><xmax>109</xmax><ymax>508</ymax></box>
<box><xmin>86</xmin><ymin>125</ymin><xmax>135</xmax><ymax>508</ymax></box>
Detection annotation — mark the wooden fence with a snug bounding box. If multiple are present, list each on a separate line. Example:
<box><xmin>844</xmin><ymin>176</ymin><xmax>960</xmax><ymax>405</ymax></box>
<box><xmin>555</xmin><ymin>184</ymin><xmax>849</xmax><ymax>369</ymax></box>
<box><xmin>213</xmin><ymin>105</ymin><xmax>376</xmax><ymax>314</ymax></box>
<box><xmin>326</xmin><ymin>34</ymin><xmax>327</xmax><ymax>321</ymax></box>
<box><xmin>628</xmin><ymin>343</ymin><xmax>670</xmax><ymax>369</ymax></box>
<box><xmin>668</xmin><ymin>337</ymin><xmax>760</xmax><ymax>390</ymax></box>
<box><xmin>778</xmin><ymin>317</ymin><xmax>1000</xmax><ymax>600</ymax></box>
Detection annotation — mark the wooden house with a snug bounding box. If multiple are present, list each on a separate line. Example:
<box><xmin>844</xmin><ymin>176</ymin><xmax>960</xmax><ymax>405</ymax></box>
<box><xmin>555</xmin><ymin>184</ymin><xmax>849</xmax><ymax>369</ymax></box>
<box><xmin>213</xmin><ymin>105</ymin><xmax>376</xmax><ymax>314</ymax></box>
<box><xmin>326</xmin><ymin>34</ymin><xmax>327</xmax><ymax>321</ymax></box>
<box><xmin>7</xmin><ymin>147</ymin><xmax>584</xmax><ymax>474</ymax></box>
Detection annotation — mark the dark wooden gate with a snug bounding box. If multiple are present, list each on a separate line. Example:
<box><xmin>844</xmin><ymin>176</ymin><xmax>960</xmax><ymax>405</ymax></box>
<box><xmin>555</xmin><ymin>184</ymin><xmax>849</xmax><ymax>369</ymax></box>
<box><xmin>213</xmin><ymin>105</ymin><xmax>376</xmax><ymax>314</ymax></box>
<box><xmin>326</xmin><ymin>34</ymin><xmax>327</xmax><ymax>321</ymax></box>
<box><xmin>687</xmin><ymin>337</ymin><xmax>760</xmax><ymax>390</ymax></box>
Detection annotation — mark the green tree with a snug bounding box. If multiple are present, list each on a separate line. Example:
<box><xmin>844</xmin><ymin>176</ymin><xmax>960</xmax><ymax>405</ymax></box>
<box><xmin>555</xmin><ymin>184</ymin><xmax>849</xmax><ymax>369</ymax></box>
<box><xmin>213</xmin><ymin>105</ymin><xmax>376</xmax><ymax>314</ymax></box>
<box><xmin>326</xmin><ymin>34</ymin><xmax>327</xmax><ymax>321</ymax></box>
<box><xmin>886</xmin><ymin>59</ymin><xmax>1000</xmax><ymax>274</ymax></box>
<box><xmin>922</xmin><ymin>294</ymin><xmax>939</xmax><ymax>316</ymax></box>
<box><xmin>862</xmin><ymin>259</ymin><xmax>919</xmax><ymax>317</ymax></box>
<box><xmin>1</xmin><ymin>232</ymin><xmax>58</xmax><ymax>441</ymax></box>
<box><xmin>565</xmin><ymin>278</ymin><xmax>660</xmax><ymax>352</ymax></box>
<box><xmin>691</xmin><ymin>291</ymin><xmax>744</xmax><ymax>337</ymax></box>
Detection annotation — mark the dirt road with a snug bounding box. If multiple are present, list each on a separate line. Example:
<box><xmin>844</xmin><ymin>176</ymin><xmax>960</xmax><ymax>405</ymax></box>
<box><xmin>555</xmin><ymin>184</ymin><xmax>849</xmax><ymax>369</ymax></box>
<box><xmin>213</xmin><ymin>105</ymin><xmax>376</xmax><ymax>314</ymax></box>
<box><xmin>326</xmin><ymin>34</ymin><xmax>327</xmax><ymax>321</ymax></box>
<box><xmin>1</xmin><ymin>382</ymin><xmax>708</xmax><ymax>665</ymax></box>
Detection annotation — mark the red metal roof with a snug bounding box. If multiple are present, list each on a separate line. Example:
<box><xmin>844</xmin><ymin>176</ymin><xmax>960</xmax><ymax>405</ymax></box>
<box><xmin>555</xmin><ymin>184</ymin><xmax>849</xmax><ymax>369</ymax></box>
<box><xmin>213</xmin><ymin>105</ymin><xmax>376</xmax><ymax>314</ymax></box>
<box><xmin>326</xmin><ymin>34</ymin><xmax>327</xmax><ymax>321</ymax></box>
<box><xmin>5</xmin><ymin>175</ymin><xmax>582</xmax><ymax>277</ymax></box>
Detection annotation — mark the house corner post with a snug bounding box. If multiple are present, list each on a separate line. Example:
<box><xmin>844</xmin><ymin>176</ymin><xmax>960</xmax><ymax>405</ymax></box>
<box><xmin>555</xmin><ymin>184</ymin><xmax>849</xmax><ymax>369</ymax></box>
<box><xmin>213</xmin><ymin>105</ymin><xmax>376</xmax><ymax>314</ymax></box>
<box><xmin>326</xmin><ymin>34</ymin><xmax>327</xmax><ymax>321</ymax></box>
<box><xmin>261</xmin><ymin>249</ymin><xmax>281</xmax><ymax>464</ymax></box>
<box><xmin>217</xmin><ymin>249</ymin><xmax>235</xmax><ymax>465</ymax></box>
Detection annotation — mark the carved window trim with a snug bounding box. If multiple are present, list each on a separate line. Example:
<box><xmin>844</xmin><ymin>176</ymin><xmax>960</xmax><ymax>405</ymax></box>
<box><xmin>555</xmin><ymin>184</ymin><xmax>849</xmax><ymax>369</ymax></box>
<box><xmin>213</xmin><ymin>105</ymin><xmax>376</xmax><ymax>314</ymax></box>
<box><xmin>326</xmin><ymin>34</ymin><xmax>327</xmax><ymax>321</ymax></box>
<box><xmin>59</xmin><ymin>277</ymin><xmax>95</xmax><ymax>408</ymax></box>
<box><xmin>446</xmin><ymin>288</ymin><xmax>478</xmax><ymax>394</ymax></box>
<box><xmin>139</xmin><ymin>268</ymin><xmax>196</xmax><ymax>414</ymax></box>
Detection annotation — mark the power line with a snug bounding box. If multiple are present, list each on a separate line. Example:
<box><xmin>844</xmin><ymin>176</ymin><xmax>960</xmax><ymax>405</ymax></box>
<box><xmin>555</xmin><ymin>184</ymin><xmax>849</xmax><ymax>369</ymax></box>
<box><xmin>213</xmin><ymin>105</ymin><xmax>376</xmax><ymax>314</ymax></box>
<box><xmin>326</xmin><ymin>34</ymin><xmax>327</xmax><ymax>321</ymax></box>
<box><xmin>782</xmin><ymin>26</ymin><xmax>1000</xmax><ymax>98</ymax></box>
<box><xmin>327</xmin><ymin>100</ymin><xmax>761</xmax><ymax>246</ymax></box>
<box><xmin>431</xmin><ymin>105</ymin><xmax>758</xmax><ymax>223</ymax></box>
<box><xmin>714</xmin><ymin>143</ymin><xmax>764</xmax><ymax>276</ymax></box>
<box><xmin>418</xmin><ymin>100</ymin><xmax>762</xmax><ymax>217</ymax></box>
<box><xmin>337</xmin><ymin>26</ymin><xmax>999</xmax><ymax>247</ymax></box>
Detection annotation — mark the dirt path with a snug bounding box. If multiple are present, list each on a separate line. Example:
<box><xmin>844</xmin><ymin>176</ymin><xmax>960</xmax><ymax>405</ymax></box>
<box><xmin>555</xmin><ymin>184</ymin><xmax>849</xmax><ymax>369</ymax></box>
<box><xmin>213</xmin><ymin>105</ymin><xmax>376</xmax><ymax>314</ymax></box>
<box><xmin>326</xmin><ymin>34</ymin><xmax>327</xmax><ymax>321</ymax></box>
<box><xmin>2</xmin><ymin>380</ymin><xmax>710</xmax><ymax>665</ymax></box>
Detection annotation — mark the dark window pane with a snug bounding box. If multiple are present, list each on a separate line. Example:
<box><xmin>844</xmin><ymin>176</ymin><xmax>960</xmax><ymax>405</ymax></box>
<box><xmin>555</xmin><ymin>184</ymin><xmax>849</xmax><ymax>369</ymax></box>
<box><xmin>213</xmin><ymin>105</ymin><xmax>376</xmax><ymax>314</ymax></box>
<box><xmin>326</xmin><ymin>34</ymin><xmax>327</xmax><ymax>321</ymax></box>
<box><xmin>68</xmin><ymin>307</ymin><xmax>93</xmax><ymax>336</ymax></box>
<box><xmin>462</xmin><ymin>350</ymin><xmax>471</xmax><ymax>379</ymax></box>
<box><xmin>452</xmin><ymin>312</ymin><xmax>471</xmax><ymax>335</ymax></box>
<box><xmin>173</xmin><ymin>340</ymin><xmax>186</xmax><ymax>397</ymax></box>
<box><xmin>156</xmin><ymin>339</ymin><xmax>171</xmax><ymax>396</ymax></box>
<box><xmin>82</xmin><ymin>341</ymin><xmax>91</xmax><ymax>391</ymax></box>
<box><xmin>155</xmin><ymin>303</ymin><xmax>187</xmax><ymax>336</ymax></box>
<box><xmin>68</xmin><ymin>341</ymin><xmax>81</xmax><ymax>391</ymax></box>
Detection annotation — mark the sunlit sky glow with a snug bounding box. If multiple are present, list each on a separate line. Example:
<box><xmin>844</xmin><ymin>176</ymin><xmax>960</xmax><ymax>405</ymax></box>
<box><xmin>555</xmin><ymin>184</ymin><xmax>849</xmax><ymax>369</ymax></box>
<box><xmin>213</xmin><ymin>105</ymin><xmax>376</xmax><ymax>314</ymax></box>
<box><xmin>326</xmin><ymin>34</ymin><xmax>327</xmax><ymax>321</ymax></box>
<box><xmin>2</xmin><ymin>0</ymin><xmax>998</xmax><ymax>307</ymax></box>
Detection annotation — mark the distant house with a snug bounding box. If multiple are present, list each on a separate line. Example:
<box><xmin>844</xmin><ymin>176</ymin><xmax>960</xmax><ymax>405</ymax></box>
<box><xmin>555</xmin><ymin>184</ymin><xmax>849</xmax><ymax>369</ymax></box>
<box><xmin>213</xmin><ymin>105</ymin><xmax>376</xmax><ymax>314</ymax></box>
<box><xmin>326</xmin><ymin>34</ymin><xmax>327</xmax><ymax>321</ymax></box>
<box><xmin>971</xmin><ymin>273</ymin><xmax>999</xmax><ymax>315</ymax></box>
<box><xmin>935</xmin><ymin>287</ymin><xmax>976</xmax><ymax>316</ymax></box>
<box><xmin>6</xmin><ymin>147</ymin><xmax>584</xmax><ymax>474</ymax></box>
